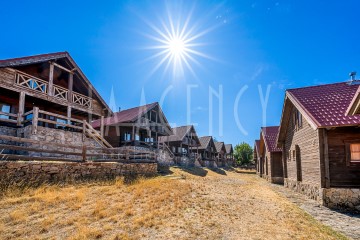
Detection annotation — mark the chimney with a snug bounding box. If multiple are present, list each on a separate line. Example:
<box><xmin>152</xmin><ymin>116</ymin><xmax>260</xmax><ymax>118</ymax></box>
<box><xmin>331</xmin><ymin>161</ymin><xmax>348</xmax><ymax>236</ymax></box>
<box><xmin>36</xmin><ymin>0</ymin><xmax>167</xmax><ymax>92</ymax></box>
<box><xmin>348</xmin><ymin>71</ymin><xmax>357</xmax><ymax>85</ymax></box>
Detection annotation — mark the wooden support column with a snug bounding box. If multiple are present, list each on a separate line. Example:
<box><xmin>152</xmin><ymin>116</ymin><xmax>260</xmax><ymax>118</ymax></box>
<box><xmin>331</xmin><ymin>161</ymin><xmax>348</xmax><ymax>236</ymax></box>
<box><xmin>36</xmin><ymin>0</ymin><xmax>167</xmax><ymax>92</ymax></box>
<box><xmin>67</xmin><ymin>106</ymin><xmax>72</xmax><ymax>125</ymax></box>
<box><xmin>32</xmin><ymin>107</ymin><xmax>39</xmax><ymax>135</ymax></box>
<box><xmin>100</xmin><ymin>116</ymin><xmax>104</xmax><ymax>138</ymax></box>
<box><xmin>322</xmin><ymin>129</ymin><xmax>330</xmax><ymax>188</ymax></box>
<box><xmin>17</xmin><ymin>91</ymin><xmax>25</xmax><ymax>126</ymax></box>
<box><xmin>82</xmin><ymin>120</ymin><xmax>86</xmax><ymax>142</ymax></box>
<box><xmin>68</xmin><ymin>72</ymin><xmax>73</xmax><ymax>103</ymax></box>
<box><xmin>132</xmin><ymin>126</ymin><xmax>135</xmax><ymax>142</ymax></box>
<box><xmin>48</xmin><ymin>62</ymin><xmax>54</xmax><ymax>96</ymax></box>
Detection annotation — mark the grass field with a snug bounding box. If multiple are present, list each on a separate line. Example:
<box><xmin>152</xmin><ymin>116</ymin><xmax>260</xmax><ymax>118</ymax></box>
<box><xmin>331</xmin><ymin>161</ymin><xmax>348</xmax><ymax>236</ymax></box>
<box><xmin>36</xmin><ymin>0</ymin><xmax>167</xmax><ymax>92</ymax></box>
<box><xmin>0</xmin><ymin>167</ymin><xmax>347</xmax><ymax>240</ymax></box>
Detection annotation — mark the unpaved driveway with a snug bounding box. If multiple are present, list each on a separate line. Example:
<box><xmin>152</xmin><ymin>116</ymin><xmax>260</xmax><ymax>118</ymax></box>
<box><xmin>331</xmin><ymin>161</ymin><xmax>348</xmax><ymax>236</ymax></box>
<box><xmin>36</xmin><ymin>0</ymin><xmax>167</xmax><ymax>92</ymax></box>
<box><xmin>0</xmin><ymin>167</ymin><xmax>348</xmax><ymax>239</ymax></box>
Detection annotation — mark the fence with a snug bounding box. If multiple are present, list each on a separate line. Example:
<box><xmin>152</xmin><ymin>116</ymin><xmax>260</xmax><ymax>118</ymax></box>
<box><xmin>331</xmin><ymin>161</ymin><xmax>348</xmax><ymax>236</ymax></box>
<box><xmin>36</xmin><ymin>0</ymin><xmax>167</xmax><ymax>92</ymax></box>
<box><xmin>0</xmin><ymin>135</ymin><xmax>156</xmax><ymax>163</ymax></box>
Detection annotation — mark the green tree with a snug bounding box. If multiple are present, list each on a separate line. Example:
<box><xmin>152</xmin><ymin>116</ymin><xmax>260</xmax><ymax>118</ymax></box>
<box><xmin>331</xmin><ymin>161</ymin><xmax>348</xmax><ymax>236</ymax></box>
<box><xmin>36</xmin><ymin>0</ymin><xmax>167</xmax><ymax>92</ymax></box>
<box><xmin>234</xmin><ymin>142</ymin><xmax>253</xmax><ymax>166</ymax></box>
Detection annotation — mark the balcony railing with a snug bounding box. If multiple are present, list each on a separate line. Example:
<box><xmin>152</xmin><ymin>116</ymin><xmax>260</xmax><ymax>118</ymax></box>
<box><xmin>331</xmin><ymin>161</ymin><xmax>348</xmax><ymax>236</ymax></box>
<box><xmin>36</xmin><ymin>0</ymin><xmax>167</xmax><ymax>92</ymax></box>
<box><xmin>14</xmin><ymin>71</ymin><xmax>92</xmax><ymax>109</ymax></box>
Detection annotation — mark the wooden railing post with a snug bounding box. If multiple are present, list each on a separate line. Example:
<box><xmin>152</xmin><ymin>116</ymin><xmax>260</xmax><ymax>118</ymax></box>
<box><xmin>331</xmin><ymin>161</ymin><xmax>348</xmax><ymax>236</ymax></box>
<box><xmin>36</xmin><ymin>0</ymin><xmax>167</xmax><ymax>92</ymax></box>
<box><xmin>48</xmin><ymin>62</ymin><xmax>54</xmax><ymax>96</ymax></box>
<box><xmin>82</xmin><ymin>145</ymin><xmax>87</xmax><ymax>162</ymax></box>
<box><xmin>32</xmin><ymin>107</ymin><xmax>39</xmax><ymax>135</ymax></box>
<box><xmin>17</xmin><ymin>91</ymin><xmax>25</xmax><ymax>126</ymax></box>
<box><xmin>82</xmin><ymin>120</ymin><xmax>86</xmax><ymax>142</ymax></box>
<box><xmin>100</xmin><ymin>116</ymin><xmax>104</xmax><ymax>138</ymax></box>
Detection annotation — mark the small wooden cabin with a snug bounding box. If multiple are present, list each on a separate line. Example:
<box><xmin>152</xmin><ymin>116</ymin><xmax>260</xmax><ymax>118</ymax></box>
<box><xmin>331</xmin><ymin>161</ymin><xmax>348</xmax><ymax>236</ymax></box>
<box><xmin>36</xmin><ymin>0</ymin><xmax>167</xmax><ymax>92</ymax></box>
<box><xmin>92</xmin><ymin>102</ymin><xmax>172</xmax><ymax>149</ymax></box>
<box><xmin>277</xmin><ymin>81</ymin><xmax>360</xmax><ymax>209</ymax></box>
<box><xmin>158</xmin><ymin>125</ymin><xmax>200</xmax><ymax>156</ymax></box>
<box><xmin>254</xmin><ymin>140</ymin><xmax>260</xmax><ymax>175</ymax></box>
<box><xmin>214</xmin><ymin>141</ymin><xmax>226</xmax><ymax>167</ymax></box>
<box><xmin>259</xmin><ymin>126</ymin><xmax>283</xmax><ymax>184</ymax></box>
<box><xmin>225</xmin><ymin>144</ymin><xmax>234</xmax><ymax>166</ymax></box>
<box><xmin>196</xmin><ymin>136</ymin><xmax>217</xmax><ymax>167</ymax></box>
<box><xmin>0</xmin><ymin>52</ymin><xmax>112</xmax><ymax>148</ymax></box>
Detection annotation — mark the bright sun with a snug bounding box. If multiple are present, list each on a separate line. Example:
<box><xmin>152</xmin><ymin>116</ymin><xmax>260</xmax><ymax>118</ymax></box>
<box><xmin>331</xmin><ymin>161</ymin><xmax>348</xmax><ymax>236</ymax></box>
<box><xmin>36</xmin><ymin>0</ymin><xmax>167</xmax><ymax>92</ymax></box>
<box><xmin>168</xmin><ymin>37</ymin><xmax>185</xmax><ymax>57</ymax></box>
<box><xmin>143</xmin><ymin>6</ymin><xmax>214</xmax><ymax>79</ymax></box>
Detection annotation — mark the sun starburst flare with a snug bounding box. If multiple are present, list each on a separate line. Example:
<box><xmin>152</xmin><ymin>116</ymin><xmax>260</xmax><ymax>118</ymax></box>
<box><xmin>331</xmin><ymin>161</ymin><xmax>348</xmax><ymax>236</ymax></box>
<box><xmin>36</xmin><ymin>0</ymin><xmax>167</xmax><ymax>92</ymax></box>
<box><xmin>142</xmin><ymin>5</ymin><xmax>216</xmax><ymax>79</ymax></box>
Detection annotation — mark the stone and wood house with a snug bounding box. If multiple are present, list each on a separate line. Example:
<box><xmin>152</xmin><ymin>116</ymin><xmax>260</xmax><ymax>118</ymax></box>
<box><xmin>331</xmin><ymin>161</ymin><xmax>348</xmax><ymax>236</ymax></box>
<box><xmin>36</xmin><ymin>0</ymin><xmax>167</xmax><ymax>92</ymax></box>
<box><xmin>276</xmin><ymin>80</ymin><xmax>360</xmax><ymax>210</ymax></box>
<box><xmin>214</xmin><ymin>141</ymin><xmax>226</xmax><ymax>167</ymax></box>
<box><xmin>91</xmin><ymin>102</ymin><xmax>173</xmax><ymax>149</ymax></box>
<box><xmin>0</xmin><ymin>52</ymin><xmax>114</xmax><ymax>158</ymax></box>
<box><xmin>196</xmin><ymin>136</ymin><xmax>217</xmax><ymax>168</ymax></box>
<box><xmin>158</xmin><ymin>125</ymin><xmax>201</xmax><ymax>166</ymax></box>
<box><xmin>254</xmin><ymin>140</ymin><xmax>260</xmax><ymax>175</ymax></box>
<box><xmin>259</xmin><ymin>126</ymin><xmax>284</xmax><ymax>184</ymax></box>
<box><xmin>225</xmin><ymin>143</ymin><xmax>234</xmax><ymax>166</ymax></box>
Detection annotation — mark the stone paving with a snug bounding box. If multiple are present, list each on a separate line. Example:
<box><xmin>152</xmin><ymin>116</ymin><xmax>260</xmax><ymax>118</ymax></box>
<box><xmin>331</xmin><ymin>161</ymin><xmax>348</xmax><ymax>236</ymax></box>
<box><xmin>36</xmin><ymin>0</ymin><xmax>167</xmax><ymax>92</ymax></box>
<box><xmin>271</xmin><ymin>184</ymin><xmax>360</xmax><ymax>240</ymax></box>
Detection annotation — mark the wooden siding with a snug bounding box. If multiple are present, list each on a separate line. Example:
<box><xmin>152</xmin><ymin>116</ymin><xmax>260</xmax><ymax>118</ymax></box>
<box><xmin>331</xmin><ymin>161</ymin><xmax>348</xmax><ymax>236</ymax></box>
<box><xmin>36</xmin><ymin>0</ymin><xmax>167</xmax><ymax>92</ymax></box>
<box><xmin>284</xmin><ymin>105</ymin><xmax>321</xmax><ymax>186</ymax></box>
<box><xmin>271</xmin><ymin>152</ymin><xmax>283</xmax><ymax>178</ymax></box>
<box><xmin>327</xmin><ymin>127</ymin><xmax>360</xmax><ymax>187</ymax></box>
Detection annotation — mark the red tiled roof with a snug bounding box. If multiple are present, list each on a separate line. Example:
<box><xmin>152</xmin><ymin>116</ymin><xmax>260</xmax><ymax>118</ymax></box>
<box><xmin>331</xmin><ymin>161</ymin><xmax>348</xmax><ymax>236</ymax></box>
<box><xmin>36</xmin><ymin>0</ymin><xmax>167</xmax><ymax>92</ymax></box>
<box><xmin>287</xmin><ymin>81</ymin><xmax>360</xmax><ymax>127</ymax></box>
<box><xmin>92</xmin><ymin>102</ymin><xmax>157</xmax><ymax>128</ymax></box>
<box><xmin>261</xmin><ymin>126</ymin><xmax>282</xmax><ymax>152</ymax></box>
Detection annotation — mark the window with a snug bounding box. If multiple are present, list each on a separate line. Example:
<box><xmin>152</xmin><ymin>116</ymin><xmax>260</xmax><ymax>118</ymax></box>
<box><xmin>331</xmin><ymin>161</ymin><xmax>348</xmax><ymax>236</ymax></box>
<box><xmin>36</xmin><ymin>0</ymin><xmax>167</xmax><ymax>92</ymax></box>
<box><xmin>293</xmin><ymin>109</ymin><xmax>303</xmax><ymax>131</ymax></box>
<box><xmin>293</xmin><ymin>150</ymin><xmax>296</xmax><ymax>161</ymax></box>
<box><xmin>350</xmin><ymin>144</ymin><xmax>360</xmax><ymax>162</ymax></box>
<box><xmin>288</xmin><ymin>150</ymin><xmax>291</xmax><ymax>161</ymax></box>
<box><xmin>56</xmin><ymin>118</ymin><xmax>67</xmax><ymax>129</ymax></box>
<box><xmin>124</xmin><ymin>133</ymin><xmax>131</xmax><ymax>141</ymax></box>
<box><xmin>345</xmin><ymin>142</ymin><xmax>360</xmax><ymax>165</ymax></box>
<box><xmin>0</xmin><ymin>103</ymin><xmax>11</xmax><ymax>119</ymax></box>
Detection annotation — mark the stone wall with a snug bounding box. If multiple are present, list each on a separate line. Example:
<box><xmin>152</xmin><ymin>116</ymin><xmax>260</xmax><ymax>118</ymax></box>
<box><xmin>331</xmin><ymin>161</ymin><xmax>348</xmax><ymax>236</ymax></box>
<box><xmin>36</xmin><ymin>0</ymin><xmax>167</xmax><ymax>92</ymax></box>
<box><xmin>0</xmin><ymin>161</ymin><xmax>157</xmax><ymax>184</ymax></box>
<box><xmin>0</xmin><ymin>126</ymin><xmax>17</xmax><ymax>154</ymax></box>
<box><xmin>271</xmin><ymin>177</ymin><xmax>284</xmax><ymax>184</ymax></box>
<box><xmin>284</xmin><ymin>178</ymin><xmax>322</xmax><ymax>202</ymax></box>
<box><xmin>323</xmin><ymin>188</ymin><xmax>360</xmax><ymax>211</ymax></box>
<box><xmin>157</xmin><ymin>149</ymin><xmax>175</xmax><ymax>166</ymax></box>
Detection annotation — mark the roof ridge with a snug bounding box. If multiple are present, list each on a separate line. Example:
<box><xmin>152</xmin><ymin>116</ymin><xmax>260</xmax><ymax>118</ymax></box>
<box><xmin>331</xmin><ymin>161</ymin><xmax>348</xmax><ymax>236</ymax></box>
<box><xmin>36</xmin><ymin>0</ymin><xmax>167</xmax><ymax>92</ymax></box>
<box><xmin>115</xmin><ymin>102</ymin><xmax>157</xmax><ymax>114</ymax></box>
<box><xmin>287</xmin><ymin>80</ymin><xmax>359</xmax><ymax>92</ymax></box>
<box><xmin>0</xmin><ymin>51</ymin><xmax>68</xmax><ymax>62</ymax></box>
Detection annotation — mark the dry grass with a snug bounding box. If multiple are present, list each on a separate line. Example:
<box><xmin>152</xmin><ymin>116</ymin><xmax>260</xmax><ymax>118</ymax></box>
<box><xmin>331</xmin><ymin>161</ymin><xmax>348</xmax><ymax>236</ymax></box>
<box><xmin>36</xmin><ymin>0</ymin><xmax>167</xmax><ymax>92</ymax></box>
<box><xmin>0</xmin><ymin>167</ymin><xmax>347</xmax><ymax>240</ymax></box>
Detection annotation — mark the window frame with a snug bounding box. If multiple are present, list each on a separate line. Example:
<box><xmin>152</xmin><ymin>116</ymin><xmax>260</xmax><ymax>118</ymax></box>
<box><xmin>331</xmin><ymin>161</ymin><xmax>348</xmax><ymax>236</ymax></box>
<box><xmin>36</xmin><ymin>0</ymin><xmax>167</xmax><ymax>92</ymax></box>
<box><xmin>345</xmin><ymin>140</ymin><xmax>360</xmax><ymax>166</ymax></box>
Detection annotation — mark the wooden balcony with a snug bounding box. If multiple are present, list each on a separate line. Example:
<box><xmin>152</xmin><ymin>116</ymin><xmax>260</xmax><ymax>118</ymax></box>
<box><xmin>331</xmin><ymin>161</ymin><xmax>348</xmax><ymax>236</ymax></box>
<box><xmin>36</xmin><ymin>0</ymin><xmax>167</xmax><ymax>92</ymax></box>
<box><xmin>14</xmin><ymin>70</ymin><xmax>93</xmax><ymax>110</ymax></box>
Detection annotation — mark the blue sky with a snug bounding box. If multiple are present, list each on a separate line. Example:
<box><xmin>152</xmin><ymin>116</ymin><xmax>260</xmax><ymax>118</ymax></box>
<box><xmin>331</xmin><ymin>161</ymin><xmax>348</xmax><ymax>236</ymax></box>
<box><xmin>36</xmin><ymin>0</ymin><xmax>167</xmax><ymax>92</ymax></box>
<box><xmin>1</xmin><ymin>1</ymin><xmax>360</xmax><ymax>146</ymax></box>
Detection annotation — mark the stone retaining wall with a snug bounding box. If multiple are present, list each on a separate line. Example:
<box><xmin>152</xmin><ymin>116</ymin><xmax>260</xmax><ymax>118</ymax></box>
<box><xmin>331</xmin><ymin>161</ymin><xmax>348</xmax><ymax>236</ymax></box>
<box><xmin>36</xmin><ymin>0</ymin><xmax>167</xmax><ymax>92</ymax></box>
<box><xmin>284</xmin><ymin>178</ymin><xmax>322</xmax><ymax>202</ymax></box>
<box><xmin>323</xmin><ymin>188</ymin><xmax>360</xmax><ymax>211</ymax></box>
<box><xmin>0</xmin><ymin>161</ymin><xmax>157</xmax><ymax>184</ymax></box>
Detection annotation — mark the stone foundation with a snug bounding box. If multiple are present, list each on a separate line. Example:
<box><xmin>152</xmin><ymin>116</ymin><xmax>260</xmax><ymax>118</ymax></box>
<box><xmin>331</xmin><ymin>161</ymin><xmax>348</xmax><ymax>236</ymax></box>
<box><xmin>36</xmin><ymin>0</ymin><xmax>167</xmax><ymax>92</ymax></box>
<box><xmin>157</xmin><ymin>149</ymin><xmax>175</xmax><ymax>167</ymax></box>
<box><xmin>271</xmin><ymin>177</ymin><xmax>284</xmax><ymax>184</ymax></box>
<box><xmin>284</xmin><ymin>178</ymin><xmax>323</xmax><ymax>202</ymax></box>
<box><xmin>323</xmin><ymin>188</ymin><xmax>360</xmax><ymax>211</ymax></box>
<box><xmin>0</xmin><ymin>161</ymin><xmax>157</xmax><ymax>185</ymax></box>
<box><xmin>203</xmin><ymin>160</ymin><xmax>215</xmax><ymax>168</ymax></box>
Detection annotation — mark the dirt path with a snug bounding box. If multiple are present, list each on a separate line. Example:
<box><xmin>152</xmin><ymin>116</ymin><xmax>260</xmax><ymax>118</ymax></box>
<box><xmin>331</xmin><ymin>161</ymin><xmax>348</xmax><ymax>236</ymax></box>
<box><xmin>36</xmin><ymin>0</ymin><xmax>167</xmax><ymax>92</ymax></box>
<box><xmin>0</xmin><ymin>167</ymin><xmax>348</xmax><ymax>239</ymax></box>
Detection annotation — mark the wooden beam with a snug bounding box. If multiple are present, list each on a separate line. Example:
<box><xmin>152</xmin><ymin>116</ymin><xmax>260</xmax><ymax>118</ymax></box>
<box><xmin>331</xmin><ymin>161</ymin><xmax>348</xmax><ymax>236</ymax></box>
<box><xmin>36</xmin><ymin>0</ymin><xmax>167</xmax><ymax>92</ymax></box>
<box><xmin>67</xmin><ymin>106</ymin><xmax>72</xmax><ymax>125</ymax></box>
<box><xmin>32</xmin><ymin>107</ymin><xmax>39</xmax><ymax>135</ymax></box>
<box><xmin>52</xmin><ymin>62</ymin><xmax>73</xmax><ymax>73</ymax></box>
<box><xmin>100</xmin><ymin>116</ymin><xmax>104</xmax><ymax>138</ymax></box>
<box><xmin>68</xmin><ymin>72</ymin><xmax>73</xmax><ymax>102</ymax></box>
<box><xmin>48</xmin><ymin>63</ymin><xmax>54</xmax><ymax>96</ymax></box>
<box><xmin>17</xmin><ymin>91</ymin><xmax>25</xmax><ymax>126</ymax></box>
<box><xmin>282</xmin><ymin>142</ymin><xmax>288</xmax><ymax>178</ymax></box>
<box><xmin>322</xmin><ymin>129</ymin><xmax>330</xmax><ymax>188</ymax></box>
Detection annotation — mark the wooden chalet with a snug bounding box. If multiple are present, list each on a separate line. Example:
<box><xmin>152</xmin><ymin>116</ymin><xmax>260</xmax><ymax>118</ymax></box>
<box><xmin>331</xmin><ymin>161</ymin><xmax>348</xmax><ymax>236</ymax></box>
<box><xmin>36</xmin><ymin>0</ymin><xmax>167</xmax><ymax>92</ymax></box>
<box><xmin>254</xmin><ymin>140</ymin><xmax>260</xmax><ymax>175</ymax></box>
<box><xmin>92</xmin><ymin>102</ymin><xmax>173</xmax><ymax>149</ymax></box>
<box><xmin>196</xmin><ymin>136</ymin><xmax>217</xmax><ymax>167</ymax></box>
<box><xmin>277</xmin><ymin>81</ymin><xmax>360</xmax><ymax>208</ymax></box>
<box><xmin>224</xmin><ymin>143</ymin><xmax>234</xmax><ymax>166</ymax></box>
<box><xmin>0</xmin><ymin>52</ymin><xmax>112</xmax><ymax>149</ymax></box>
<box><xmin>158</xmin><ymin>125</ymin><xmax>200</xmax><ymax>156</ymax></box>
<box><xmin>259</xmin><ymin>126</ymin><xmax>284</xmax><ymax>184</ymax></box>
<box><xmin>214</xmin><ymin>141</ymin><xmax>226</xmax><ymax>167</ymax></box>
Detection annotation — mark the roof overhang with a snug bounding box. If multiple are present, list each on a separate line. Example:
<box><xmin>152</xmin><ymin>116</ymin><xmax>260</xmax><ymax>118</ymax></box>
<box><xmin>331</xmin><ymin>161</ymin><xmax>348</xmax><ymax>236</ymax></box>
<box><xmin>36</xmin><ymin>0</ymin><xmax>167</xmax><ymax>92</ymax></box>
<box><xmin>346</xmin><ymin>86</ymin><xmax>360</xmax><ymax>116</ymax></box>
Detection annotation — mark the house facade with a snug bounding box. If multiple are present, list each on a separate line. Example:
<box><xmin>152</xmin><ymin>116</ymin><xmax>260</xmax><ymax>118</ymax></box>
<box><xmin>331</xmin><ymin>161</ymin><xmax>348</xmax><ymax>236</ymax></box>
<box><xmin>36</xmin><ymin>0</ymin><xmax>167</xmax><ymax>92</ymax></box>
<box><xmin>254</xmin><ymin>140</ymin><xmax>260</xmax><ymax>175</ymax></box>
<box><xmin>92</xmin><ymin>102</ymin><xmax>172</xmax><ymax>149</ymax></box>
<box><xmin>196</xmin><ymin>136</ymin><xmax>217</xmax><ymax>168</ymax></box>
<box><xmin>259</xmin><ymin>126</ymin><xmax>283</xmax><ymax>184</ymax></box>
<box><xmin>225</xmin><ymin>144</ymin><xmax>234</xmax><ymax>166</ymax></box>
<box><xmin>0</xmin><ymin>52</ymin><xmax>112</xmax><ymax>158</ymax></box>
<box><xmin>277</xmin><ymin>81</ymin><xmax>360</xmax><ymax>210</ymax></box>
<box><xmin>158</xmin><ymin>125</ymin><xmax>201</xmax><ymax>166</ymax></box>
<box><xmin>214</xmin><ymin>141</ymin><xmax>226</xmax><ymax>167</ymax></box>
